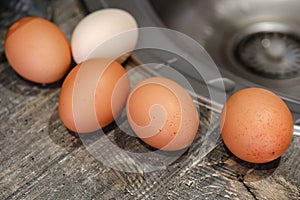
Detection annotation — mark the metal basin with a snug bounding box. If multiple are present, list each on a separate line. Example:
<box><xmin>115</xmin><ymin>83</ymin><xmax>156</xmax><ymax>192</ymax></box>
<box><xmin>150</xmin><ymin>0</ymin><xmax>300</xmax><ymax>100</ymax></box>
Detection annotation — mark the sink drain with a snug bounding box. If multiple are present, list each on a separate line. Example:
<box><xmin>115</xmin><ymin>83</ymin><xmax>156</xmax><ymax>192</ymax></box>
<box><xmin>234</xmin><ymin>31</ymin><xmax>300</xmax><ymax>79</ymax></box>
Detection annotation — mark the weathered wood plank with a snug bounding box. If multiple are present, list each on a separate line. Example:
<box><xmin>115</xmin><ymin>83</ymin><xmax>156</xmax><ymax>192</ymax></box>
<box><xmin>0</xmin><ymin>0</ymin><xmax>299</xmax><ymax>200</ymax></box>
<box><xmin>165</xmin><ymin>138</ymin><xmax>300</xmax><ymax>200</ymax></box>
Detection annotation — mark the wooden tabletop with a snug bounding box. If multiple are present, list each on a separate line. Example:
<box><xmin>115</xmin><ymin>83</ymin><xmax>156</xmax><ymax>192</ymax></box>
<box><xmin>0</xmin><ymin>0</ymin><xmax>299</xmax><ymax>199</ymax></box>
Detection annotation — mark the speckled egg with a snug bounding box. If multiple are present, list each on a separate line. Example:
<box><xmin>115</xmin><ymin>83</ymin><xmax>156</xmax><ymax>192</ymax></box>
<box><xmin>126</xmin><ymin>77</ymin><xmax>199</xmax><ymax>151</ymax></box>
<box><xmin>220</xmin><ymin>88</ymin><xmax>294</xmax><ymax>163</ymax></box>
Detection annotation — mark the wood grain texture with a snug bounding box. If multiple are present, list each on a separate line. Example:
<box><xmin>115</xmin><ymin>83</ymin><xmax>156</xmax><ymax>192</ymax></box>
<box><xmin>0</xmin><ymin>0</ymin><xmax>299</xmax><ymax>199</ymax></box>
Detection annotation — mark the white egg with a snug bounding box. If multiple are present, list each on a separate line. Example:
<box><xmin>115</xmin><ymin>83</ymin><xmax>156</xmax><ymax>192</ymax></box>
<box><xmin>71</xmin><ymin>8</ymin><xmax>138</xmax><ymax>63</ymax></box>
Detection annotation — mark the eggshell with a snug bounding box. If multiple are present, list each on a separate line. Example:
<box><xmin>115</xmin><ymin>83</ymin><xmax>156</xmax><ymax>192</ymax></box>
<box><xmin>71</xmin><ymin>8</ymin><xmax>138</xmax><ymax>64</ymax></box>
<box><xmin>126</xmin><ymin>77</ymin><xmax>199</xmax><ymax>151</ymax></box>
<box><xmin>220</xmin><ymin>88</ymin><xmax>294</xmax><ymax>163</ymax></box>
<box><xmin>4</xmin><ymin>17</ymin><xmax>71</xmax><ymax>84</ymax></box>
<box><xmin>58</xmin><ymin>58</ymin><xmax>129</xmax><ymax>133</ymax></box>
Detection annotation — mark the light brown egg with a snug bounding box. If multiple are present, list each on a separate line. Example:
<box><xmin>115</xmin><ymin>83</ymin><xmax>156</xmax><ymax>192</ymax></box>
<box><xmin>126</xmin><ymin>77</ymin><xmax>199</xmax><ymax>151</ymax></box>
<box><xmin>71</xmin><ymin>8</ymin><xmax>138</xmax><ymax>64</ymax></box>
<box><xmin>220</xmin><ymin>88</ymin><xmax>294</xmax><ymax>163</ymax></box>
<box><xmin>4</xmin><ymin>17</ymin><xmax>71</xmax><ymax>84</ymax></box>
<box><xmin>58</xmin><ymin>58</ymin><xmax>129</xmax><ymax>133</ymax></box>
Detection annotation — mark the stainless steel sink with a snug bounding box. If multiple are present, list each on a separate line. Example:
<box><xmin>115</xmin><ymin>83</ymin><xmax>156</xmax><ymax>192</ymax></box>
<box><xmin>81</xmin><ymin>0</ymin><xmax>300</xmax><ymax>121</ymax></box>
<box><xmin>150</xmin><ymin>0</ymin><xmax>300</xmax><ymax>97</ymax></box>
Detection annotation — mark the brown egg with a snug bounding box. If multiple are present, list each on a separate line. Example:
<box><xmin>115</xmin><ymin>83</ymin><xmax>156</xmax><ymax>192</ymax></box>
<box><xmin>4</xmin><ymin>17</ymin><xmax>71</xmax><ymax>84</ymax></box>
<box><xmin>58</xmin><ymin>58</ymin><xmax>129</xmax><ymax>133</ymax></box>
<box><xmin>220</xmin><ymin>88</ymin><xmax>294</xmax><ymax>163</ymax></box>
<box><xmin>126</xmin><ymin>77</ymin><xmax>199</xmax><ymax>151</ymax></box>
